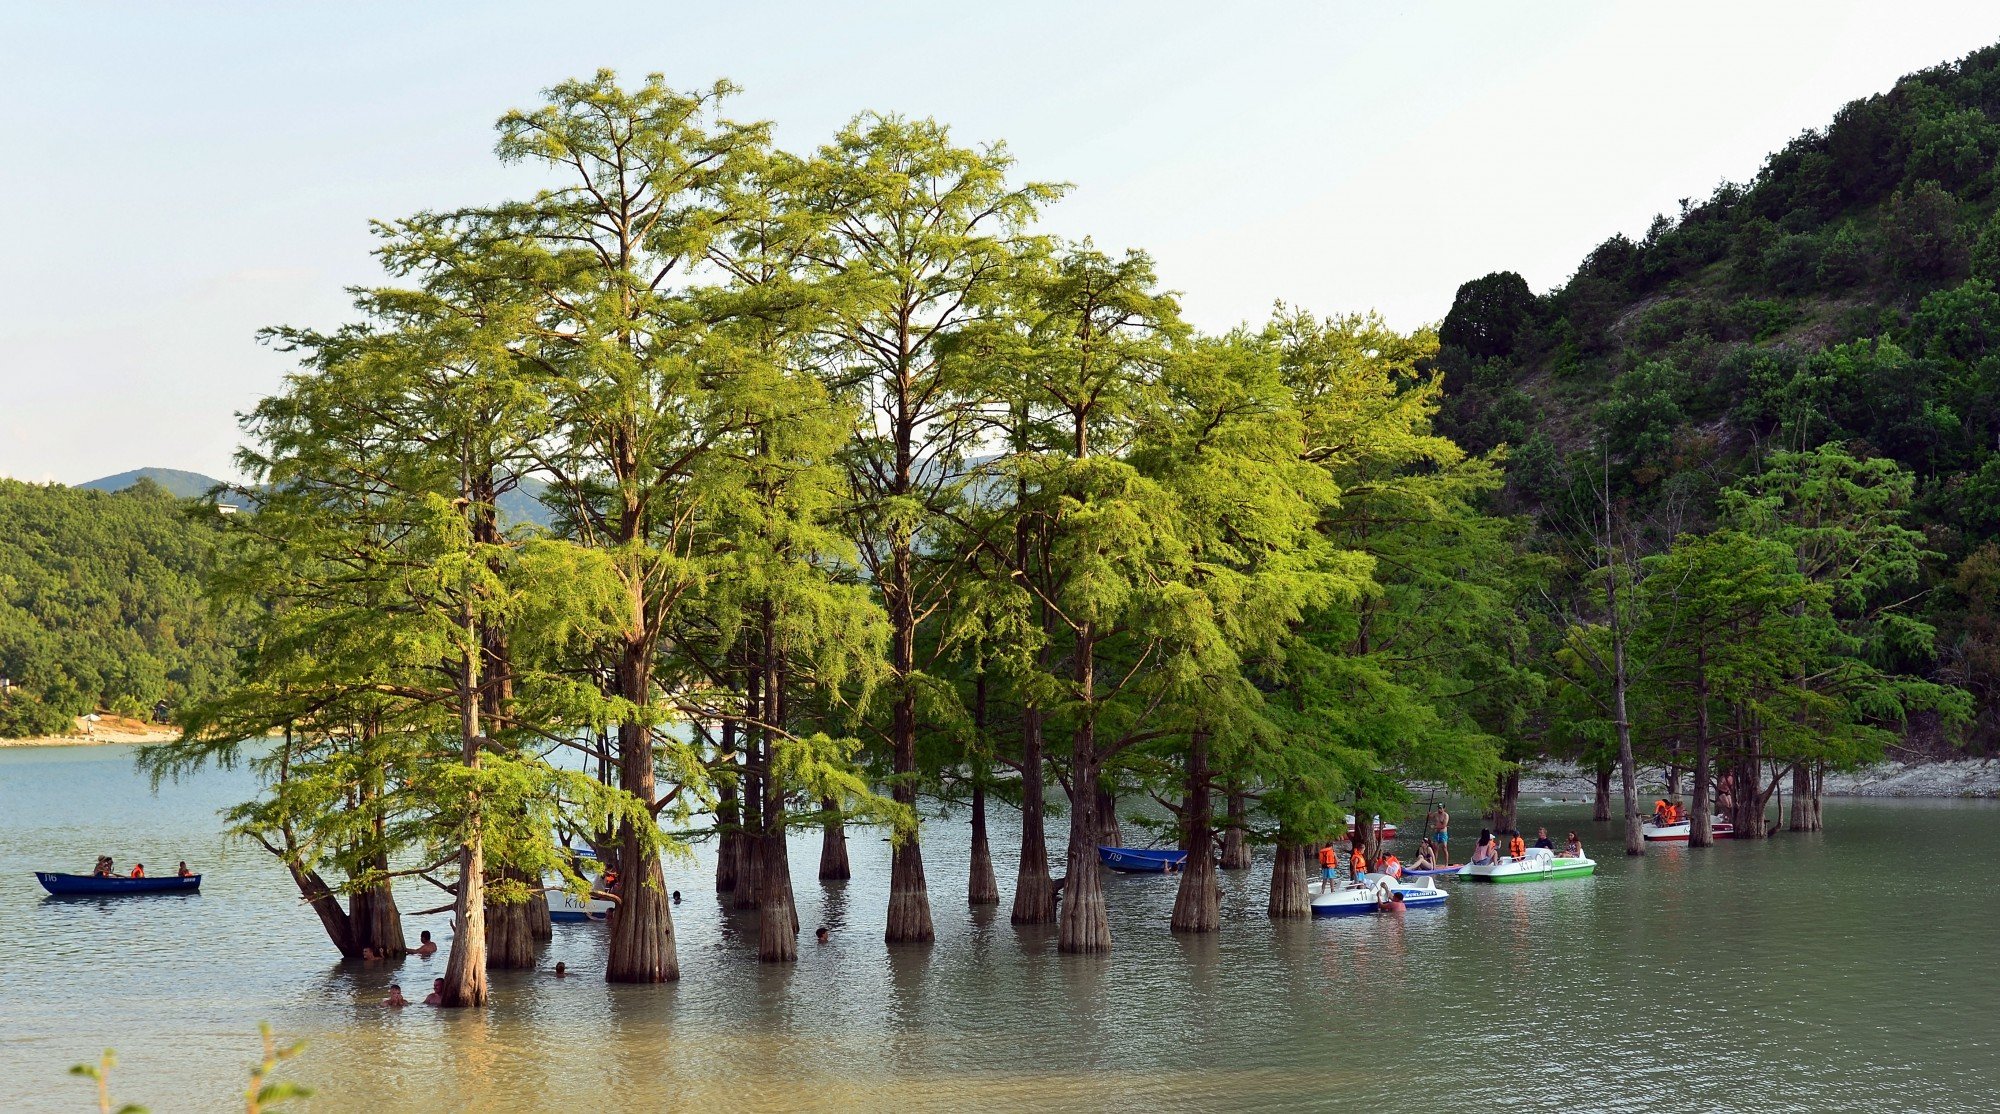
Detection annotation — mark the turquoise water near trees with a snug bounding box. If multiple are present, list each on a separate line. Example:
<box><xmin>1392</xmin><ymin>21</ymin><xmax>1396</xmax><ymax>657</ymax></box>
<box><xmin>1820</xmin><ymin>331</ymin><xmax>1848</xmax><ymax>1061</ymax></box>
<box><xmin>3</xmin><ymin>744</ymin><xmax>1998</xmax><ymax>1112</ymax></box>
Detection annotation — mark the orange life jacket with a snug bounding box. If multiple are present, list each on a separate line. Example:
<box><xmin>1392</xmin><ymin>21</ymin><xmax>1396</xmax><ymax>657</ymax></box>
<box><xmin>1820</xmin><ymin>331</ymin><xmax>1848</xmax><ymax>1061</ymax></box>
<box><xmin>130</xmin><ymin>865</ymin><xmax>145</xmax><ymax>878</ymax></box>
<box><xmin>1317</xmin><ymin>845</ymin><xmax>1338</xmax><ymax>868</ymax></box>
<box><xmin>1350</xmin><ymin>848</ymin><xmax>1367</xmax><ymax>872</ymax></box>
<box><xmin>1508</xmin><ymin>836</ymin><xmax>1525</xmax><ymax>858</ymax></box>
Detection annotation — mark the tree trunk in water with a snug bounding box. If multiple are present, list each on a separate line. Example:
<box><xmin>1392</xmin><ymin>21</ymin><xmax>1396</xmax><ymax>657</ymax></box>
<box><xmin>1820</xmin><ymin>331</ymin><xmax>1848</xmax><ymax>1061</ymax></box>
<box><xmin>441</xmin><ymin>637</ymin><xmax>489</xmax><ymax>1006</ymax></box>
<box><xmin>528</xmin><ymin>889</ymin><xmax>552</xmax><ymax>943</ymax></box>
<box><xmin>1592</xmin><ymin>764</ymin><xmax>1612</xmax><ymax>822</ymax></box>
<box><xmin>968</xmin><ymin>781</ymin><xmax>999</xmax><ymax>906</ymax></box>
<box><xmin>605</xmin><ymin>652</ymin><xmax>678</xmax><ymax>982</ymax></box>
<box><xmin>1011</xmin><ymin>708</ymin><xmax>1056</xmax><ymax>925</ymax></box>
<box><xmin>1490</xmin><ymin>769</ymin><xmax>1520</xmax><ymax>835</ymax></box>
<box><xmin>1170</xmin><ymin>731</ymin><xmax>1219</xmax><ymax>934</ymax></box>
<box><xmin>718</xmin><ymin>730</ymin><xmax>742</xmax><ymax>892</ymax></box>
<box><xmin>1789</xmin><ymin>765</ymin><xmax>1814</xmax><ymax>831</ymax></box>
<box><xmin>1665</xmin><ymin>765</ymin><xmax>1681</xmax><ymax>798</ymax></box>
<box><xmin>1690</xmin><ymin>650</ymin><xmax>1714</xmax><ymax>847</ymax></box>
<box><xmin>734</xmin><ymin>680</ymin><xmax>764</xmax><ymax>912</ymax></box>
<box><xmin>349</xmin><ymin>875</ymin><xmax>406</xmax><ymax>958</ymax></box>
<box><xmin>883</xmin><ymin>537</ymin><xmax>934</xmax><ymax>944</ymax></box>
<box><xmin>758</xmin><ymin>827</ymin><xmax>798</xmax><ymax>963</ymax></box>
<box><xmin>292</xmin><ymin>865</ymin><xmax>359</xmax><ymax>959</ymax></box>
<box><xmin>484</xmin><ymin>865</ymin><xmax>537</xmax><ymax>970</ymax></box>
<box><xmin>1095</xmin><ymin>785</ymin><xmax>1122</xmax><ymax>849</ymax></box>
<box><xmin>1221</xmin><ymin>786</ymin><xmax>1250</xmax><ymax>869</ymax></box>
<box><xmin>1809</xmin><ymin>763</ymin><xmax>1824</xmax><ymax>831</ymax></box>
<box><xmin>1728</xmin><ymin>744</ymin><xmax>1766</xmax><ymax>838</ymax></box>
<box><xmin>1059</xmin><ymin>756</ymin><xmax>1110</xmax><ymax>953</ymax></box>
<box><xmin>818</xmin><ymin>796</ymin><xmax>851</xmax><ymax>882</ymax></box>
<box><xmin>1267</xmin><ymin>843</ymin><xmax>1309</xmax><ymax>918</ymax></box>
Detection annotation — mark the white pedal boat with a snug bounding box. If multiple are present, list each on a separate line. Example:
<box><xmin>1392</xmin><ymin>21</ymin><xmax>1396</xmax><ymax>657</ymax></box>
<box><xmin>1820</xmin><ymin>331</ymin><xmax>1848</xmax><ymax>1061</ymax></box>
<box><xmin>1309</xmin><ymin>873</ymin><xmax>1447</xmax><ymax>916</ymax></box>
<box><xmin>1458</xmin><ymin>846</ymin><xmax>1596</xmax><ymax>883</ymax></box>
<box><xmin>1640</xmin><ymin>816</ymin><xmax>1735</xmax><ymax>842</ymax></box>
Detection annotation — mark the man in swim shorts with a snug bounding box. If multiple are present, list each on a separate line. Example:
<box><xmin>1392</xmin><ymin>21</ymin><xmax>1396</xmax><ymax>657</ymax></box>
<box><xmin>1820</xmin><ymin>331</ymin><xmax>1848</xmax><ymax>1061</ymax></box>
<box><xmin>1431</xmin><ymin>804</ymin><xmax>1450</xmax><ymax>866</ymax></box>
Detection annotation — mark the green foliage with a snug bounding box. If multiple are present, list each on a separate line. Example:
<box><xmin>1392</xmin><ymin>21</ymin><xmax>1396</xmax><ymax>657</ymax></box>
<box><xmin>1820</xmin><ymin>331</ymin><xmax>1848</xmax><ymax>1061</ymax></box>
<box><xmin>0</xmin><ymin>478</ymin><xmax>247</xmax><ymax>728</ymax></box>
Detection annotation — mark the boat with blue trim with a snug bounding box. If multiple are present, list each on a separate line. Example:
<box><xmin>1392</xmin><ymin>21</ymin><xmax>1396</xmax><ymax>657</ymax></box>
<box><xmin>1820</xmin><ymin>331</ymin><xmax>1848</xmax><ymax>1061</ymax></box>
<box><xmin>36</xmin><ymin>872</ymin><xmax>200</xmax><ymax>897</ymax></box>
<box><xmin>1097</xmin><ymin>846</ymin><xmax>1188</xmax><ymax>873</ymax></box>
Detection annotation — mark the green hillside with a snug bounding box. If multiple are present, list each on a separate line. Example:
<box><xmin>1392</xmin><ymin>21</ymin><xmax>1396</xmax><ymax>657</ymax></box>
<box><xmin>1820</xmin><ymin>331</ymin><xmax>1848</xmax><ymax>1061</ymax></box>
<box><xmin>1438</xmin><ymin>42</ymin><xmax>2000</xmax><ymax>747</ymax></box>
<box><xmin>79</xmin><ymin>467</ymin><xmax>229</xmax><ymax>500</ymax></box>
<box><xmin>0</xmin><ymin>478</ymin><xmax>248</xmax><ymax>736</ymax></box>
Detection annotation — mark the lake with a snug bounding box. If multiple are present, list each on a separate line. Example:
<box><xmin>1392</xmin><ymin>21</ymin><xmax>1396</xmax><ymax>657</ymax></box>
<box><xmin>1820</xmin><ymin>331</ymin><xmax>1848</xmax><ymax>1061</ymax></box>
<box><xmin>2</xmin><ymin>743</ymin><xmax>1997</xmax><ymax>1112</ymax></box>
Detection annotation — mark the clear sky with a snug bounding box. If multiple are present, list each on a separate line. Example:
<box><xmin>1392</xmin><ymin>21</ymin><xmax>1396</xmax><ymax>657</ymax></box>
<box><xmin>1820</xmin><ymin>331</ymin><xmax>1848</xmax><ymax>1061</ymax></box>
<box><xmin>5</xmin><ymin>2</ymin><xmax>2000</xmax><ymax>484</ymax></box>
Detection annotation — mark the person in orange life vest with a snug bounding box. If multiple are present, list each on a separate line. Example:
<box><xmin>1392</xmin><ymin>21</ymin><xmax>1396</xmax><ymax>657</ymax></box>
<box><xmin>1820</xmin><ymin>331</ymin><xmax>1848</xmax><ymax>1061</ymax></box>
<box><xmin>1653</xmin><ymin>799</ymin><xmax>1672</xmax><ymax>826</ymax></box>
<box><xmin>1506</xmin><ymin>832</ymin><xmax>1526</xmax><ymax>860</ymax></box>
<box><xmin>1317</xmin><ymin>843</ymin><xmax>1340</xmax><ymax>885</ymax></box>
<box><xmin>1349</xmin><ymin>845</ymin><xmax>1368</xmax><ymax>879</ymax></box>
<box><xmin>1379</xmin><ymin>853</ymin><xmax>1402</xmax><ymax>879</ymax></box>
<box><xmin>129</xmin><ymin>863</ymin><xmax>146</xmax><ymax>879</ymax></box>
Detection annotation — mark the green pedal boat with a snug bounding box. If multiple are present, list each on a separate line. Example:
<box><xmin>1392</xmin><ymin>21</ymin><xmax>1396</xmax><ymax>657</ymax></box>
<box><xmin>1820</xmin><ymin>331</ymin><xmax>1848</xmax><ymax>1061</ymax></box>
<box><xmin>1457</xmin><ymin>847</ymin><xmax>1596</xmax><ymax>883</ymax></box>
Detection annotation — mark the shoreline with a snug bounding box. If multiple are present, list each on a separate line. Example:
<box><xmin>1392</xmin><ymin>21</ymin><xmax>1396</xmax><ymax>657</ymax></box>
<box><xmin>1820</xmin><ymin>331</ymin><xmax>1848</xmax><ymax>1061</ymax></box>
<box><xmin>1509</xmin><ymin>758</ymin><xmax>2000</xmax><ymax>801</ymax></box>
<box><xmin>0</xmin><ymin>715</ymin><xmax>179</xmax><ymax>749</ymax></box>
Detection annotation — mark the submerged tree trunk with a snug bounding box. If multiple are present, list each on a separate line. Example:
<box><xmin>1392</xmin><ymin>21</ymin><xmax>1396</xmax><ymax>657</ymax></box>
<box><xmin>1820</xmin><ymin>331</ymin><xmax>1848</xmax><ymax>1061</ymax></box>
<box><xmin>1267</xmin><ymin>843</ymin><xmax>1310</xmax><ymax>919</ymax></box>
<box><xmin>716</xmin><ymin>721</ymin><xmax>742</xmax><ymax>893</ymax></box>
<box><xmin>884</xmin><ymin>536</ymin><xmax>935</xmax><ymax>944</ymax></box>
<box><xmin>605</xmin><ymin>649</ymin><xmax>678</xmax><ymax>983</ymax></box>
<box><xmin>1171</xmin><ymin>731</ymin><xmax>1219</xmax><ymax>934</ymax></box>
<box><xmin>758</xmin><ymin>827</ymin><xmax>798</xmax><ymax>963</ymax></box>
<box><xmin>1592</xmin><ymin>764</ymin><xmax>1613</xmax><ymax>822</ymax></box>
<box><xmin>1220</xmin><ymin>785</ymin><xmax>1250</xmax><ymax>869</ymax></box>
<box><xmin>1095</xmin><ymin>785</ymin><xmax>1122</xmax><ymax>849</ymax></box>
<box><xmin>1809</xmin><ymin>763</ymin><xmax>1825</xmax><ymax>831</ymax></box>
<box><xmin>1060</xmin><ymin>623</ymin><xmax>1111</xmax><ymax>955</ymax></box>
<box><xmin>968</xmin><ymin>781</ymin><xmax>999</xmax><ymax>906</ymax></box>
<box><xmin>442</xmin><ymin>634</ymin><xmax>489</xmax><ymax>1007</ymax></box>
<box><xmin>1690</xmin><ymin>650</ymin><xmax>1715</xmax><ymax>847</ymax></box>
<box><xmin>818</xmin><ymin>796</ymin><xmax>851</xmax><ymax>881</ymax></box>
<box><xmin>348</xmin><ymin>871</ymin><xmax>406</xmax><ymax>958</ymax></box>
<box><xmin>1011</xmin><ymin>708</ymin><xmax>1056</xmax><ymax>925</ymax></box>
<box><xmin>1489</xmin><ymin>769</ymin><xmax>1520</xmax><ymax>835</ymax></box>
<box><xmin>1789</xmin><ymin>764</ymin><xmax>1812</xmax><ymax>831</ymax></box>
<box><xmin>484</xmin><ymin>865</ymin><xmax>538</xmax><ymax>970</ymax></box>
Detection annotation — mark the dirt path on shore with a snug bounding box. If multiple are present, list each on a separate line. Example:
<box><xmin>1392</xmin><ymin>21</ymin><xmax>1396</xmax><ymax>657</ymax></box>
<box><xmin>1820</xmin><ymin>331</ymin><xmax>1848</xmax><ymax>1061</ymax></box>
<box><xmin>0</xmin><ymin>714</ymin><xmax>179</xmax><ymax>748</ymax></box>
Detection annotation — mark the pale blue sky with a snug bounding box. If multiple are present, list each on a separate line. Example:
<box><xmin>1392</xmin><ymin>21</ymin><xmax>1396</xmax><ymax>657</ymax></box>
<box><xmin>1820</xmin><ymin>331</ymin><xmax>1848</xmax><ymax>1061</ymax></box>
<box><xmin>5</xmin><ymin>2</ymin><xmax>2000</xmax><ymax>483</ymax></box>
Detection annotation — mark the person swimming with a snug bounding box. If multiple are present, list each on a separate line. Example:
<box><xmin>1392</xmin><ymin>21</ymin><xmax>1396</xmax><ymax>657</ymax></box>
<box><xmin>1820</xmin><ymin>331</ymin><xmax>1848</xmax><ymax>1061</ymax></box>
<box><xmin>413</xmin><ymin>930</ymin><xmax>437</xmax><ymax>956</ymax></box>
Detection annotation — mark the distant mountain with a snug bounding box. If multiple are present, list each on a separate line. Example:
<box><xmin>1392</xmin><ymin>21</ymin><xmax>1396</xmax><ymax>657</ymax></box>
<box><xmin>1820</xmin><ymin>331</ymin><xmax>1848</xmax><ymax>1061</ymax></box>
<box><xmin>499</xmin><ymin>476</ymin><xmax>554</xmax><ymax>528</ymax></box>
<box><xmin>78</xmin><ymin>468</ymin><xmax>229</xmax><ymax>501</ymax></box>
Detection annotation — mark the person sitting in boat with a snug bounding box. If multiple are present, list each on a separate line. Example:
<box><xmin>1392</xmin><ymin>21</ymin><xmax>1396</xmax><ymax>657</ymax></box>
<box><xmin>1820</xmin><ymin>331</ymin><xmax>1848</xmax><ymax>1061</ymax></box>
<box><xmin>1379</xmin><ymin>853</ymin><xmax>1403</xmax><ymax>879</ymax></box>
<box><xmin>1412</xmin><ymin>841</ymin><xmax>1437</xmax><ymax>872</ymax></box>
<box><xmin>1652</xmin><ymin>799</ymin><xmax>1672</xmax><ymax>826</ymax></box>
<box><xmin>1469</xmin><ymin>830</ymin><xmax>1496</xmax><ymax>865</ymax></box>
<box><xmin>1560</xmin><ymin>832</ymin><xmax>1584</xmax><ymax>858</ymax></box>
<box><xmin>1532</xmin><ymin>827</ymin><xmax>1554</xmax><ymax>851</ymax></box>
<box><xmin>176</xmin><ymin>861</ymin><xmax>192</xmax><ymax>878</ymax></box>
<box><xmin>92</xmin><ymin>856</ymin><xmax>114</xmax><ymax>878</ymax></box>
<box><xmin>1316</xmin><ymin>843</ymin><xmax>1340</xmax><ymax>885</ymax></box>
<box><xmin>128</xmin><ymin>863</ymin><xmax>146</xmax><ymax>879</ymax></box>
<box><xmin>1506</xmin><ymin>832</ymin><xmax>1525</xmax><ymax>860</ymax></box>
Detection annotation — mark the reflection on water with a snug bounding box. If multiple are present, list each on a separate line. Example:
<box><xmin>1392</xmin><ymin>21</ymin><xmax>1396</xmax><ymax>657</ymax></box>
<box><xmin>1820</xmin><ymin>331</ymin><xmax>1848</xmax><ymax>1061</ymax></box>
<box><xmin>4</xmin><ymin>744</ymin><xmax>1999</xmax><ymax>1112</ymax></box>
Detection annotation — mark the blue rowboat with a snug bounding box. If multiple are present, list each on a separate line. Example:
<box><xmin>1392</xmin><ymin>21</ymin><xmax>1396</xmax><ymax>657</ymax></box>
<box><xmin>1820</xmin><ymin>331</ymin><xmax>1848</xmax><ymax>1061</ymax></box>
<box><xmin>36</xmin><ymin>872</ymin><xmax>201</xmax><ymax>896</ymax></box>
<box><xmin>1097</xmin><ymin>846</ymin><xmax>1187</xmax><ymax>873</ymax></box>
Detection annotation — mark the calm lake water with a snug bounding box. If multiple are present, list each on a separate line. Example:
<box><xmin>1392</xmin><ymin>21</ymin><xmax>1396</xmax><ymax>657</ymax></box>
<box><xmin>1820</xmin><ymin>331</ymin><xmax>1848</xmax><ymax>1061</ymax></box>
<box><xmin>3</xmin><ymin>744</ymin><xmax>1998</xmax><ymax>1112</ymax></box>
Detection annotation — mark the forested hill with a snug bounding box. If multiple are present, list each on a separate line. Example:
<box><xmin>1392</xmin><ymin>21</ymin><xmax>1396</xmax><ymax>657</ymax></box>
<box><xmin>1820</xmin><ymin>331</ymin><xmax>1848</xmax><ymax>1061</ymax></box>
<box><xmin>79</xmin><ymin>467</ymin><xmax>227</xmax><ymax>500</ymax></box>
<box><xmin>1436</xmin><ymin>42</ymin><xmax>2000</xmax><ymax>748</ymax></box>
<box><xmin>0</xmin><ymin>478</ymin><xmax>247</xmax><ymax>736</ymax></box>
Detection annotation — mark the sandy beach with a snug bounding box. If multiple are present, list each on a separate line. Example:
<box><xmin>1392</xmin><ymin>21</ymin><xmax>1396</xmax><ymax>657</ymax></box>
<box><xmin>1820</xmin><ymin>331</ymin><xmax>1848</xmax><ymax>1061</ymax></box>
<box><xmin>0</xmin><ymin>714</ymin><xmax>180</xmax><ymax>749</ymax></box>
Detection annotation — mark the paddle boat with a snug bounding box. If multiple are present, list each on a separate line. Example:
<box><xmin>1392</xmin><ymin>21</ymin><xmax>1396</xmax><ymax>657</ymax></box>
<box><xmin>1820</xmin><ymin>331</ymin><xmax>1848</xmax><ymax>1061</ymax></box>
<box><xmin>1641</xmin><ymin>816</ymin><xmax>1735</xmax><ymax>842</ymax></box>
<box><xmin>1345</xmin><ymin>814</ymin><xmax>1398</xmax><ymax>839</ymax></box>
<box><xmin>1309</xmin><ymin>873</ymin><xmax>1447</xmax><ymax>916</ymax></box>
<box><xmin>1098</xmin><ymin>846</ymin><xmax>1189</xmax><ymax>874</ymax></box>
<box><xmin>548</xmin><ymin>845</ymin><xmax>616</xmax><ymax>923</ymax></box>
<box><xmin>36</xmin><ymin>871</ymin><xmax>200</xmax><ymax>897</ymax></box>
<box><xmin>1457</xmin><ymin>847</ymin><xmax>1595</xmax><ymax>883</ymax></box>
<box><xmin>550</xmin><ymin>885</ymin><xmax>614</xmax><ymax>923</ymax></box>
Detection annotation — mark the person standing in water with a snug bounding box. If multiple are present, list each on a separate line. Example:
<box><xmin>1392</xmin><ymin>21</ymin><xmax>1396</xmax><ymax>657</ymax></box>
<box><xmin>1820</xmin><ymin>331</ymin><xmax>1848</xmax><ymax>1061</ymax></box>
<box><xmin>413</xmin><ymin>930</ymin><xmax>437</xmax><ymax>956</ymax></box>
<box><xmin>1431</xmin><ymin>804</ymin><xmax>1451</xmax><ymax>866</ymax></box>
<box><xmin>383</xmin><ymin>984</ymin><xmax>409</xmax><ymax>1008</ymax></box>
